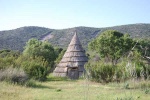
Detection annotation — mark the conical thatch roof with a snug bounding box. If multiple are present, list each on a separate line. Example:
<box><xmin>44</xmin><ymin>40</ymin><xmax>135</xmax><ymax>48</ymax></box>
<box><xmin>53</xmin><ymin>33</ymin><xmax>88</xmax><ymax>78</ymax></box>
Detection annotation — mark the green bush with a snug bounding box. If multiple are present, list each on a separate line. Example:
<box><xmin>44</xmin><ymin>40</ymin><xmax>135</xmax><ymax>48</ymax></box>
<box><xmin>24</xmin><ymin>79</ymin><xmax>43</xmax><ymax>88</ymax></box>
<box><xmin>144</xmin><ymin>88</ymin><xmax>150</xmax><ymax>94</ymax></box>
<box><xmin>115</xmin><ymin>62</ymin><xmax>130</xmax><ymax>82</ymax></box>
<box><xmin>55</xmin><ymin>49</ymin><xmax>66</xmax><ymax>64</ymax></box>
<box><xmin>85</xmin><ymin>60</ymin><xmax>132</xmax><ymax>83</ymax></box>
<box><xmin>17</xmin><ymin>56</ymin><xmax>50</xmax><ymax>81</ymax></box>
<box><xmin>128</xmin><ymin>60</ymin><xmax>149</xmax><ymax>80</ymax></box>
<box><xmin>86</xmin><ymin>62</ymin><xmax>115</xmax><ymax>83</ymax></box>
<box><xmin>134</xmin><ymin>61</ymin><xmax>145</xmax><ymax>78</ymax></box>
<box><xmin>124</xmin><ymin>83</ymin><xmax>130</xmax><ymax>89</ymax></box>
<box><xmin>0</xmin><ymin>50</ymin><xmax>20</xmax><ymax>70</ymax></box>
<box><xmin>0</xmin><ymin>56</ymin><xmax>15</xmax><ymax>69</ymax></box>
<box><xmin>19</xmin><ymin>39</ymin><xmax>56</xmax><ymax>81</ymax></box>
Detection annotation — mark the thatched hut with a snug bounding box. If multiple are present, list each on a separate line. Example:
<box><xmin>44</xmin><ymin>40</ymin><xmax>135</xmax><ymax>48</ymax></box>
<box><xmin>53</xmin><ymin>33</ymin><xmax>88</xmax><ymax>79</ymax></box>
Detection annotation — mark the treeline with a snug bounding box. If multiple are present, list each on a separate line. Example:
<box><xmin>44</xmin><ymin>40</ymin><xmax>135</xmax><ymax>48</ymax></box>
<box><xmin>86</xmin><ymin>30</ymin><xmax>150</xmax><ymax>83</ymax></box>
<box><xmin>0</xmin><ymin>38</ymin><xmax>64</xmax><ymax>85</ymax></box>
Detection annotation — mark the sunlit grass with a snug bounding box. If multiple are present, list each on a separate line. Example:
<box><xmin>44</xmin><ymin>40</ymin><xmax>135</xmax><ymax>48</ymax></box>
<box><xmin>0</xmin><ymin>75</ymin><xmax>150</xmax><ymax>100</ymax></box>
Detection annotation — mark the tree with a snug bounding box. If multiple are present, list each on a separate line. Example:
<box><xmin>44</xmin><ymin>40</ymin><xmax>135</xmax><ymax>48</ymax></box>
<box><xmin>137</xmin><ymin>38</ymin><xmax>150</xmax><ymax>57</ymax></box>
<box><xmin>88</xmin><ymin>30</ymin><xmax>134</xmax><ymax>65</ymax></box>
<box><xmin>21</xmin><ymin>39</ymin><xmax>56</xmax><ymax>80</ymax></box>
<box><xmin>127</xmin><ymin>38</ymin><xmax>150</xmax><ymax>79</ymax></box>
<box><xmin>23</xmin><ymin>38</ymin><xmax>56</xmax><ymax>63</ymax></box>
<box><xmin>54</xmin><ymin>47</ymin><xmax>63</xmax><ymax>59</ymax></box>
<box><xmin>55</xmin><ymin>49</ymin><xmax>66</xmax><ymax>64</ymax></box>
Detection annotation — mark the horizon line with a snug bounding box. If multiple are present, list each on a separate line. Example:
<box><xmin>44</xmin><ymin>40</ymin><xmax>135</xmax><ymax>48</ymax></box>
<box><xmin>0</xmin><ymin>23</ymin><xmax>150</xmax><ymax>31</ymax></box>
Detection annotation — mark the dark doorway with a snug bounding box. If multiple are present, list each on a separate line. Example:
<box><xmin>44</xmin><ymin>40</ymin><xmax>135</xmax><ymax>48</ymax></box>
<box><xmin>67</xmin><ymin>67</ymin><xmax>79</xmax><ymax>79</ymax></box>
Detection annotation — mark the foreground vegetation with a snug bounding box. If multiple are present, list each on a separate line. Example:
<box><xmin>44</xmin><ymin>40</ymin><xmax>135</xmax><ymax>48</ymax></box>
<box><xmin>87</xmin><ymin>30</ymin><xmax>150</xmax><ymax>83</ymax></box>
<box><xmin>0</xmin><ymin>75</ymin><xmax>150</xmax><ymax>100</ymax></box>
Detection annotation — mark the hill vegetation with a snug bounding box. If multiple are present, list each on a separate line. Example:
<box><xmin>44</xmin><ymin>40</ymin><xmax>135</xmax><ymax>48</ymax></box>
<box><xmin>0</xmin><ymin>26</ymin><xmax>52</xmax><ymax>51</ymax></box>
<box><xmin>0</xmin><ymin>23</ymin><xmax>150</xmax><ymax>51</ymax></box>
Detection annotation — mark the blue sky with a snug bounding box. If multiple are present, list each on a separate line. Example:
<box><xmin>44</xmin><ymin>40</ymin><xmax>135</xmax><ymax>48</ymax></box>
<box><xmin>0</xmin><ymin>0</ymin><xmax>150</xmax><ymax>30</ymax></box>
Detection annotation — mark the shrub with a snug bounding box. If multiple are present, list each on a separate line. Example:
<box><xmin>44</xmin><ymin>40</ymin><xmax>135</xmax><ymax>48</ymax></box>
<box><xmin>0</xmin><ymin>67</ymin><xmax>28</xmax><ymax>84</ymax></box>
<box><xmin>114</xmin><ymin>62</ymin><xmax>130</xmax><ymax>82</ymax></box>
<box><xmin>124</xmin><ymin>83</ymin><xmax>130</xmax><ymax>89</ymax></box>
<box><xmin>0</xmin><ymin>56</ymin><xmax>15</xmax><ymax>69</ymax></box>
<box><xmin>144</xmin><ymin>88</ymin><xmax>150</xmax><ymax>94</ymax></box>
<box><xmin>134</xmin><ymin>61</ymin><xmax>145</xmax><ymax>78</ymax></box>
<box><xmin>85</xmin><ymin>62</ymin><xmax>115</xmax><ymax>83</ymax></box>
<box><xmin>85</xmin><ymin>60</ymin><xmax>132</xmax><ymax>83</ymax></box>
<box><xmin>127</xmin><ymin>60</ymin><xmax>149</xmax><ymax>80</ymax></box>
<box><xmin>19</xmin><ymin>39</ymin><xmax>56</xmax><ymax>81</ymax></box>
<box><xmin>56</xmin><ymin>88</ymin><xmax>62</xmax><ymax>92</ymax></box>
<box><xmin>24</xmin><ymin>79</ymin><xmax>42</xmax><ymax>88</ymax></box>
<box><xmin>55</xmin><ymin>49</ymin><xmax>66</xmax><ymax>64</ymax></box>
<box><xmin>17</xmin><ymin>56</ymin><xmax>50</xmax><ymax>81</ymax></box>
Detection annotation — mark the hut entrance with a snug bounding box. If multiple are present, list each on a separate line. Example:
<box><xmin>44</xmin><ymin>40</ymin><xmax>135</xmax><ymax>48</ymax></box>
<box><xmin>67</xmin><ymin>67</ymin><xmax>79</xmax><ymax>79</ymax></box>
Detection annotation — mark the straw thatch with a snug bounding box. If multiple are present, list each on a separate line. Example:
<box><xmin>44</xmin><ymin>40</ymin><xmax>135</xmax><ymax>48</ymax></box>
<box><xmin>53</xmin><ymin>33</ymin><xmax>88</xmax><ymax>79</ymax></box>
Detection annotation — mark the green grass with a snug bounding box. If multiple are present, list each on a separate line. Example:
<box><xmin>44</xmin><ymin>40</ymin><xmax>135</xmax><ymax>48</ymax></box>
<box><xmin>0</xmin><ymin>75</ymin><xmax>150</xmax><ymax>100</ymax></box>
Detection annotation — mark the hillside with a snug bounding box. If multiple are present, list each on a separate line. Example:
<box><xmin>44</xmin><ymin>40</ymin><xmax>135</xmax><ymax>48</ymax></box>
<box><xmin>0</xmin><ymin>26</ymin><xmax>53</xmax><ymax>51</ymax></box>
<box><xmin>102</xmin><ymin>23</ymin><xmax>150</xmax><ymax>38</ymax></box>
<box><xmin>0</xmin><ymin>24</ymin><xmax>150</xmax><ymax>51</ymax></box>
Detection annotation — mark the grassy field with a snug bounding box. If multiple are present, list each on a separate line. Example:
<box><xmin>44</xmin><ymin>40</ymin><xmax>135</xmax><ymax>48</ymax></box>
<box><xmin>0</xmin><ymin>76</ymin><xmax>150</xmax><ymax>100</ymax></box>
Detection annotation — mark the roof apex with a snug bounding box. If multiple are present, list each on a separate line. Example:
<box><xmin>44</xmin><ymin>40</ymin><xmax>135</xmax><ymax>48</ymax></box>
<box><xmin>69</xmin><ymin>32</ymin><xmax>81</xmax><ymax>45</ymax></box>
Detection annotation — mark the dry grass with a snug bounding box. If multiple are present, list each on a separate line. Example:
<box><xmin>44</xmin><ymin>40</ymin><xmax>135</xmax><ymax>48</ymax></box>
<box><xmin>0</xmin><ymin>75</ymin><xmax>150</xmax><ymax>100</ymax></box>
<box><xmin>0</xmin><ymin>67</ymin><xmax>28</xmax><ymax>84</ymax></box>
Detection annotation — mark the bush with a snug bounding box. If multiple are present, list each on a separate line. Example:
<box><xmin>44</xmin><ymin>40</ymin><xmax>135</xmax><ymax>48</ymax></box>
<box><xmin>115</xmin><ymin>62</ymin><xmax>130</xmax><ymax>82</ymax></box>
<box><xmin>124</xmin><ymin>83</ymin><xmax>130</xmax><ymax>89</ymax></box>
<box><xmin>24</xmin><ymin>79</ymin><xmax>41</xmax><ymax>88</ymax></box>
<box><xmin>85</xmin><ymin>60</ymin><xmax>132</xmax><ymax>83</ymax></box>
<box><xmin>86</xmin><ymin>62</ymin><xmax>115</xmax><ymax>83</ymax></box>
<box><xmin>17</xmin><ymin>56</ymin><xmax>50</xmax><ymax>81</ymax></box>
<box><xmin>127</xmin><ymin>60</ymin><xmax>149</xmax><ymax>80</ymax></box>
<box><xmin>20</xmin><ymin>39</ymin><xmax>56</xmax><ymax>81</ymax></box>
<box><xmin>0</xmin><ymin>56</ymin><xmax>15</xmax><ymax>70</ymax></box>
<box><xmin>0</xmin><ymin>67</ymin><xmax>28</xmax><ymax>84</ymax></box>
<box><xmin>55</xmin><ymin>49</ymin><xmax>66</xmax><ymax>64</ymax></box>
